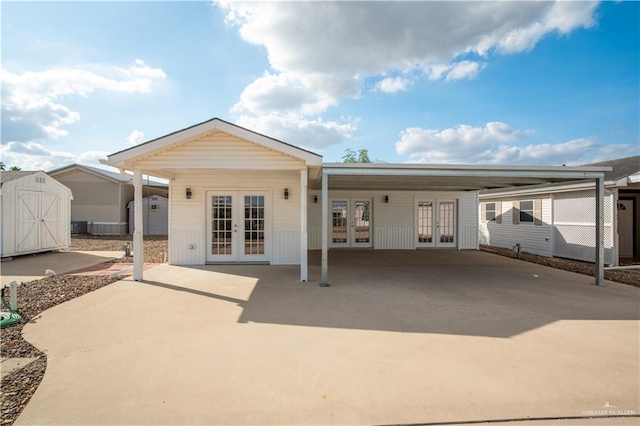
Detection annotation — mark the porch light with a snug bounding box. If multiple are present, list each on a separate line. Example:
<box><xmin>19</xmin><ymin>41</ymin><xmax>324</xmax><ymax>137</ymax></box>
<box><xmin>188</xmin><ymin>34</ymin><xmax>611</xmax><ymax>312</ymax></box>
<box><xmin>313</xmin><ymin>195</ymin><xmax>318</xmax><ymax>203</ymax></box>
<box><xmin>384</xmin><ymin>195</ymin><xmax>389</xmax><ymax>203</ymax></box>
<box><xmin>186</xmin><ymin>188</ymin><xmax>192</xmax><ymax>199</ymax></box>
<box><xmin>284</xmin><ymin>188</ymin><xmax>289</xmax><ymax>200</ymax></box>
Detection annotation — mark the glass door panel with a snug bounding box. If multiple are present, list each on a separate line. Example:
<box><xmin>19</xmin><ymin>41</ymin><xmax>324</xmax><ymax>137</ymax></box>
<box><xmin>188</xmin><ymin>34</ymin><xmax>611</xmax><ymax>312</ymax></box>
<box><xmin>210</xmin><ymin>195</ymin><xmax>235</xmax><ymax>260</ymax></box>
<box><xmin>416</xmin><ymin>200</ymin><xmax>434</xmax><ymax>247</ymax></box>
<box><xmin>331</xmin><ymin>201</ymin><xmax>349</xmax><ymax>246</ymax></box>
<box><xmin>352</xmin><ymin>200</ymin><xmax>372</xmax><ymax>247</ymax></box>
<box><xmin>438</xmin><ymin>201</ymin><xmax>455</xmax><ymax>245</ymax></box>
<box><xmin>244</xmin><ymin>195</ymin><xmax>265</xmax><ymax>255</ymax></box>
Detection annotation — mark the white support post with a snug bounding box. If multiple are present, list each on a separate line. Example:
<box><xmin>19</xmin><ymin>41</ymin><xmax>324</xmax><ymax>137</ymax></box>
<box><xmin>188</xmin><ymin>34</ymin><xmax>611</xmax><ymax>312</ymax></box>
<box><xmin>300</xmin><ymin>169</ymin><xmax>308</xmax><ymax>282</ymax></box>
<box><xmin>320</xmin><ymin>171</ymin><xmax>329</xmax><ymax>286</ymax></box>
<box><xmin>595</xmin><ymin>176</ymin><xmax>605</xmax><ymax>285</ymax></box>
<box><xmin>133</xmin><ymin>169</ymin><xmax>144</xmax><ymax>281</ymax></box>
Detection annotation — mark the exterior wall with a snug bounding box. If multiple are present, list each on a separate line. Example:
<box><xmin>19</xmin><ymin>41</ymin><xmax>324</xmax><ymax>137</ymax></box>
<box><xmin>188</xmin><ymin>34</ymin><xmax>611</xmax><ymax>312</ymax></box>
<box><xmin>52</xmin><ymin>169</ymin><xmax>121</xmax><ymax>224</ymax></box>
<box><xmin>619</xmin><ymin>188</ymin><xmax>640</xmax><ymax>257</ymax></box>
<box><xmin>479</xmin><ymin>190</ymin><xmax>616</xmax><ymax>264</ymax></box>
<box><xmin>168</xmin><ymin>170</ymin><xmax>302</xmax><ymax>265</ymax></box>
<box><xmin>308</xmin><ymin>190</ymin><xmax>478</xmax><ymax>250</ymax></box>
<box><xmin>479</xmin><ymin>196</ymin><xmax>553</xmax><ymax>257</ymax></box>
<box><xmin>1</xmin><ymin>173</ymin><xmax>71</xmax><ymax>257</ymax></box>
<box><xmin>553</xmin><ymin>189</ymin><xmax>614</xmax><ymax>265</ymax></box>
<box><xmin>135</xmin><ymin>131</ymin><xmax>304</xmax><ymax>170</ymax></box>
<box><xmin>128</xmin><ymin>196</ymin><xmax>169</xmax><ymax>235</ymax></box>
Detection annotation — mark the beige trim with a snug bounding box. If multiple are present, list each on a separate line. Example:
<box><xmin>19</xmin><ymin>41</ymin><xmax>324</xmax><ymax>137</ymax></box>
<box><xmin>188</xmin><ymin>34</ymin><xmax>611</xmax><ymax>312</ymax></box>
<box><xmin>534</xmin><ymin>198</ymin><xmax>542</xmax><ymax>226</ymax></box>
<box><xmin>513</xmin><ymin>200</ymin><xmax>520</xmax><ymax>225</ymax></box>
<box><xmin>496</xmin><ymin>201</ymin><xmax>502</xmax><ymax>224</ymax></box>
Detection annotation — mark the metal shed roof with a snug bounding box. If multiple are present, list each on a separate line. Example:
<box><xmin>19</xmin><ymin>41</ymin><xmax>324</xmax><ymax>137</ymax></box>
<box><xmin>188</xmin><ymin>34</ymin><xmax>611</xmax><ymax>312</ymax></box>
<box><xmin>314</xmin><ymin>163</ymin><xmax>611</xmax><ymax>192</ymax></box>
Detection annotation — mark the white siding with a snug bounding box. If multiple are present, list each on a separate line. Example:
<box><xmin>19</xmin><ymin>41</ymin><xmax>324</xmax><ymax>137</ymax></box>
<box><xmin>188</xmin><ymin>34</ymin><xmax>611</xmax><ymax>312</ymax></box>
<box><xmin>169</xmin><ymin>170</ymin><xmax>301</xmax><ymax>265</ymax></box>
<box><xmin>479</xmin><ymin>196</ymin><xmax>553</xmax><ymax>257</ymax></box>
<box><xmin>1</xmin><ymin>172</ymin><xmax>71</xmax><ymax>257</ymax></box>
<box><xmin>307</xmin><ymin>190</ymin><xmax>478</xmax><ymax>250</ymax></box>
<box><xmin>136</xmin><ymin>132</ymin><xmax>304</xmax><ymax>170</ymax></box>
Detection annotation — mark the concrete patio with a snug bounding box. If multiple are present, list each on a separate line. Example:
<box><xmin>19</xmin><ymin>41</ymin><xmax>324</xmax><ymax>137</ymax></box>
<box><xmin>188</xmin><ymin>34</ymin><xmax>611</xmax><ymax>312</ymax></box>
<box><xmin>18</xmin><ymin>251</ymin><xmax>640</xmax><ymax>425</ymax></box>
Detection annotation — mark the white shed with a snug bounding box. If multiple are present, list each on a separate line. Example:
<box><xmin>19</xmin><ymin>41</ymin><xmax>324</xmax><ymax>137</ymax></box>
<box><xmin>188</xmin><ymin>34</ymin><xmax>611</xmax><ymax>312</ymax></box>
<box><xmin>1</xmin><ymin>171</ymin><xmax>73</xmax><ymax>258</ymax></box>
<box><xmin>128</xmin><ymin>195</ymin><xmax>169</xmax><ymax>235</ymax></box>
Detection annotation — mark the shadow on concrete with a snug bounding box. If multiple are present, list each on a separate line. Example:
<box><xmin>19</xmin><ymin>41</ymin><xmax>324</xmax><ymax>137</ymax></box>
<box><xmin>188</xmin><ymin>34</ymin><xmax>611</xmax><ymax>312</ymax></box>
<box><xmin>143</xmin><ymin>250</ymin><xmax>640</xmax><ymax>338</ymax></box>
<box><xmin>1</xmin><ymin>251</ymin><xmax>119</xmax><ymax>285</ymax></box>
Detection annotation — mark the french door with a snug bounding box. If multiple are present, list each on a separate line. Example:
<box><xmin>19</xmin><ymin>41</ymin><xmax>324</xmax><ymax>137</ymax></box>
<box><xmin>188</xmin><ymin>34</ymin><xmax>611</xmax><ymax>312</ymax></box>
<box><xmin>206</xmin><ymin>191</ymin><xmax>270</xmax><ymax>263</ymax></box>
<box><xmin>330</xmin><ymin>198</ymin><xmax>373</xmax><ymax>248</ymax></box>
<box><xmin>415</xmin><ymin>199</ymin><xmax>456</xmax><ymax>248</ymax></box>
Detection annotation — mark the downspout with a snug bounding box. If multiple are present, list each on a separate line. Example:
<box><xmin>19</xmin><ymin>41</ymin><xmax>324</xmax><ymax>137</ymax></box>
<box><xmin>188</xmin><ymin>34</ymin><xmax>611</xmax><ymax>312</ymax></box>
<box><xmin>595</xmin><ymin>176</ymin><xmax>605</xmax><ymax>285</ymax></box>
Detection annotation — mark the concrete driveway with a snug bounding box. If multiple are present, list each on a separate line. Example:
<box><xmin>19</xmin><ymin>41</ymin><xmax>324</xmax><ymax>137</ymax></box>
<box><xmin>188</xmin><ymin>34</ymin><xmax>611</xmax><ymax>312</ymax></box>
<box><xmin>1</xmin><ymin>250</ymin><xmax>122</xmax><ymax>286</ymax></box>
<box><xmin>18</xmin><ymin>251</ymin><xmax>640</xmax><ymax>425</ymax></box>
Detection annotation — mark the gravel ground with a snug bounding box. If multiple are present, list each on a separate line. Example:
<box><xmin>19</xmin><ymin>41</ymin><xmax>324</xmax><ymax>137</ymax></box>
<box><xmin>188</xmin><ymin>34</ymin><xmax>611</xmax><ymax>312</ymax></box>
<box><xmin>69</xmin><ymin>234</ymin><xmax>168</xmax><ymax>263</ymax></box>
<box><xmin>480</xmin><ymin>245</ymin><xmax>640</xmax><ymax>287</ymax></box>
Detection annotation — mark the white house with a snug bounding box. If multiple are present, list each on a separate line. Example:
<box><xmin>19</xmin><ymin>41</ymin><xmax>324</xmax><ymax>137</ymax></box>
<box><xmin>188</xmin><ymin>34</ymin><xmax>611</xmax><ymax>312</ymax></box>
<box><xmin>104</xmin><ymin>118</ymin><xmax>610</xmax><ymax>284</ymax></box>
<box><xmin>1</xmin><ymin>171</ymin><xmax>73</xmax><ymax>258</ymax></box>
<box><xmin>479</xmin><ymin>156</ymin><xmax>639</xmax><ymax>266</ymax></box>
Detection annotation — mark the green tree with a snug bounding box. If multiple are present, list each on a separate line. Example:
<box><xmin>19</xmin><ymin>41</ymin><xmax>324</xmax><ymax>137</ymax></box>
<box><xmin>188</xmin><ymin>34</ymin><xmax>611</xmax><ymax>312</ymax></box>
<box><xmin>342</xmin><ymin>148</ymin><xmax>384</xmax><ymax>163</ymax></box>
<box><xmin>9</xmin><ymin>165</ymin><xmax>22</xmax><ymax>171</ymax></box>
<box><xmin>0</xmin><ymin>162</ymin><xmax>5</xmax><ymax>171</ymax></box>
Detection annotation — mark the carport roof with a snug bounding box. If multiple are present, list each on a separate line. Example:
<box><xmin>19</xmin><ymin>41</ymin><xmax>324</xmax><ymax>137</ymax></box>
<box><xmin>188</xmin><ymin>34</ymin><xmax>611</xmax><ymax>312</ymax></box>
<box><xmin>312</xmin><ymin>162</ymin><xmax>611</xmax><ymax>191</ymax></box>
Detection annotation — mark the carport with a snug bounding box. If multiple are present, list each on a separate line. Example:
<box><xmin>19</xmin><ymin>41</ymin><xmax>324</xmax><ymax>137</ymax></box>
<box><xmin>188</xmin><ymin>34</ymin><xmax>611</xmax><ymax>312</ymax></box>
<box><xmin>314</xmin><ymin>163</ymin><xmax>611</xmax><ymax>286</ymax></box>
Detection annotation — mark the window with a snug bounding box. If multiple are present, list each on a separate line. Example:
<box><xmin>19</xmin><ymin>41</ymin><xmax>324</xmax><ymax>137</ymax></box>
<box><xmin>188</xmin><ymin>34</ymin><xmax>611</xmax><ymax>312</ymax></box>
<box><xmin>150</xmin><ymin>204</ymin><xmax>159</xmax><ymax>211</ymax></box>
<box><xmin>519</xmin><ymin>200</ymin><xmax>534</xmax><ymax>223</ymax></box>
<box><xmin>485</xmin><ymin>202</ymin><xmax>496</xmax><ymax>221</ymax></box>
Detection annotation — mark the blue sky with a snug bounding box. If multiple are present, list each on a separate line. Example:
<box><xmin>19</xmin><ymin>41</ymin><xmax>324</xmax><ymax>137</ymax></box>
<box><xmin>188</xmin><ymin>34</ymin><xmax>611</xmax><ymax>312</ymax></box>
<box><xmin>1</xmin><ymin>1</ymin><xmax>638</xmax><ymax>171</ymax></box>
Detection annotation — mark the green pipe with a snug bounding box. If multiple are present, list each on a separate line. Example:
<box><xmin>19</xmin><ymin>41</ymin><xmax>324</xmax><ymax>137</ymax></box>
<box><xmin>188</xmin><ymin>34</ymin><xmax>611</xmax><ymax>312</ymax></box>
<box><xmin>1</xmin><ymin>286</ymin><xmax>22</xmax><ymax>328</ymax></box>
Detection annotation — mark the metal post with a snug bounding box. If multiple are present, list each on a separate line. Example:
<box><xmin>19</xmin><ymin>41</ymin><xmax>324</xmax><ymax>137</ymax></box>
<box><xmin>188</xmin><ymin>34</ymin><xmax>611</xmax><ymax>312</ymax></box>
<box><xmin>300</xmin><ymin>169</ymin><xmax>308</xmax><ymax>282</ymax></box>
<box><xmin>133</xmin><ymin>169</ymin><xmax>144</xmax><ymax>281</ymax></box>
<box><xmin>9</xmin><ymin>280</ymin><xmax>18</xmax><ymax>311</ymax></box>
<box><xmin>320</xmin><ymin>171</ymin><xmax>329</xmax><ymax>286</ymax></box>
<box><xmin>595</xmin><ymin>176</ymin><xmax>605</xmax><ymax>285</ymax></box>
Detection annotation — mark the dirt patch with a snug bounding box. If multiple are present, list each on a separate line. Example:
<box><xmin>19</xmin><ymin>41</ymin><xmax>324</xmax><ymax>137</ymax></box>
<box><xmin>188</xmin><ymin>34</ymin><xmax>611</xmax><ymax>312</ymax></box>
<box><xmin>480</xmin><ymin>245</ymin><xmax>640</xmax><ymax>287</ymax></box>
<box><xmin>69</xmin><ymin>235</ymin><xmax>168</xmax><ymax>263</ymax></box>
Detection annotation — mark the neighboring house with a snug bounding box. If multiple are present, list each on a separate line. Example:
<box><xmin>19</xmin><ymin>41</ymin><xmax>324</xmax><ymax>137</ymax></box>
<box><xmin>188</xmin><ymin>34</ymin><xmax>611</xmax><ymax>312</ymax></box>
<box><xmin>103</xmin><ymin>117</ymin><xmax>609</xmax><ymax>284</ymax></box>
<box><xmin>48</xmin><ymin>164</ymin><xmax>168</xmax><ymax>235</ymax></box>
<box><xmin>479</xmin><ymin>156</ymin><xmax>640</xmax><ymax>266</ymax></box>
<box><xmin>128</xmin><ymin>195</ymin><xmax>169</xmax><ymax>235</ymax></box>
<box><xmin>1</xmin><ymin>171</ymin><xmax>73</xmax><ymax>257</ymax></box>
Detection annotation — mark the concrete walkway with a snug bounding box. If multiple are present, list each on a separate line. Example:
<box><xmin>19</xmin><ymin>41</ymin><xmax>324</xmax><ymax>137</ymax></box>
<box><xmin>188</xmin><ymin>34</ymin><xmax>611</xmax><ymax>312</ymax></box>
<box><xmin>1</xmin><ymin>250</ymin><xmax>122</xmax><ymax>286</ymax></box>
<box><xmin>18</xmin><ymin>251</ymin><xmax>640</xmax><ymax>425</ymax></box>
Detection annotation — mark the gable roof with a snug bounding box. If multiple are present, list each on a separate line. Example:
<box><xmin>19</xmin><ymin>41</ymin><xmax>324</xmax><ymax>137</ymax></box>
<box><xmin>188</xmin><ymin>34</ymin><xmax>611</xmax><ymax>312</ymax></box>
<box><xmin>584</xmin><ymin>155</ymin><xmax>639</xmax><ymax>182</ymax></box>
<box><xmin>0</xmin><ymin>171</ymin><xmax>39</xmax><ymax>186</ymax></box>
<box><xmin>48</xmin><ymin>163</ymin><xmax>168</xmax><ymax>187</ymax></box>
<box><xmin>106</xmin><ymin>117</ymin><xmax>323</xmax><ymax>167</ymax></box>
<box><xmin>480</xmin><ymin>155</ymin><xmax>639</xmax><ymax>197</ymax></box>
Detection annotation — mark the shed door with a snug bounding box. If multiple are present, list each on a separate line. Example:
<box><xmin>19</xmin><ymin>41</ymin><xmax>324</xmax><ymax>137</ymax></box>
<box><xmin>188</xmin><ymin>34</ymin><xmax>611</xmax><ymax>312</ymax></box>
<box><xmin>17</xmin><ymin>190</ymin><xmax>40</xmax><ymax>253</ymax></box>
<box><xmin>618</xmin><ymin>200</ymin><xmax>634</xmax><ymax>257</ymax></box>
<box><xmin>41</xmin><ymin>192</ymin><xmax>61</xmax><ymax>249</ymax></box>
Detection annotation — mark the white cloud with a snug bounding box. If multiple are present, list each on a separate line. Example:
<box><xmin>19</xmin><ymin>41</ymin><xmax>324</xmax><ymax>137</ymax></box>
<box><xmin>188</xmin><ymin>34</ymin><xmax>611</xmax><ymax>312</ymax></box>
<box><xmin>0</xmin><ymin>141</ymin><xmax>110</xmax><ymax>171</ymax></box>
<box><xmin>1</xmin><ymin>59</ymin><xmax>166</xmax><ymax>143</ymax></box>
<box><xmin>235</xmin><ymin>113</ymin><xmax>357</xmax><ymax>151</ymax></box>
<box><xmin>395</xmin><ymin>122</ymin><xmax>638</xmax><ymax>165</ymax></box>
<box><xmin>219</xmin><ymin>1</ymin><xmax>598</xmax><ymax>139</ymax></box>
<box><xmin>126</xmin><ymin>130</ymin><xmax>145</xmax><ymax>146</ymax></box>
<box><xmin>374</xmin><ymin>77</ymin><xmax>411</xmax><ymax>94</ymax></box>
